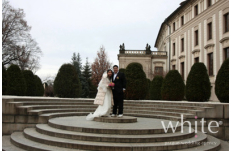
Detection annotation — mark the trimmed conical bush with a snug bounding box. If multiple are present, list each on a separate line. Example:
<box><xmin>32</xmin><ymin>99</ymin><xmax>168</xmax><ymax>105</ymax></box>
<box><xmin>22</xmin><ymin>70</ymin><xmax>36</xmax><ymax>96</ymax></box>
<box><xmin>119</xmin><ymin>68</ymin><xmax>126</xmax><ymax>74</ymax></box>
<box><xmin>161</xmin><ymin>70</ymin><xmax>185</xmax><ymax>101</ymax></box>
<box><xmin>34</xmin><ymin>75</ymin><xmax>44</xmax><ymax>96</ymax></box>
<box><xmin>54</xmin><ymin>64</ymin><xmax>81</xmax><ymax>98</ymax></box>
<box><xmin>145</xmin><ymin>78</ymin><xmax>151</xmax><ymax>100</ymax></box>
<box><xmin>7</xmin><ymin>64</ymin><xmax>26</xmax><ymax>96</ymax></box>
<box><xmin>215</xmin><ymin>59</ymin><xmax>229</xmax><ymax>103</ymax></box>
<box><xmin>2</xmin><ymin>64</ymin><xmax>8</xmax><ymax>95</ymax></box>
<box><xmin>186</xmin><ymin>63</ymin><xmax>211</xmax><ymax>102</ymax></box>
<box><xmin>125</xmin><ymin>63</ymin><xmax>147</xmax><ymax>100</ymax></box>
<box><xmin>150</xmin><ymin>76</ymin><xmax>164</xmax><ymax>100</ymax></box>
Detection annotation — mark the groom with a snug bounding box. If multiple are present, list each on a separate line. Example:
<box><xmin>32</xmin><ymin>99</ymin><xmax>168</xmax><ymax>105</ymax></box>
<box><xmin>111</xmin><ymin>65</ymin><xmax>126</xmax><ymax>118</ymax></box>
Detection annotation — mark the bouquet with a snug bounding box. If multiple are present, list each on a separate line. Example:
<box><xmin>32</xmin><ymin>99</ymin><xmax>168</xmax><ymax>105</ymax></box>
<box><xmin>108</xmin><ymin>82</ymin><xmax>115</xmax><ymax>89</ymax></box>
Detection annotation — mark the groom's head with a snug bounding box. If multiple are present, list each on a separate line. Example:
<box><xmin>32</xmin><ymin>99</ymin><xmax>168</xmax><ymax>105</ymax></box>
<box><xmin>113</xmin><ymin>65</ymin><xmax>119</xmax><ymax>74</ymax></box>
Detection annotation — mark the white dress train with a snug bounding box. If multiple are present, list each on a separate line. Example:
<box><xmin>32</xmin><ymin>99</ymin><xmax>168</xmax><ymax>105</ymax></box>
<box><xmin>86</xmin><ymin>86</ymin><xmax>112</xmax><ymax>120</ymax></box>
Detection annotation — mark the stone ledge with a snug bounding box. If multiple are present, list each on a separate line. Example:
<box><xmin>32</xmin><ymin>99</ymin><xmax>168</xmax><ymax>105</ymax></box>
<box><xmin>94</xmin><ymin>116</ymin><xmax>137</xmax><ymax>123</ymax></box>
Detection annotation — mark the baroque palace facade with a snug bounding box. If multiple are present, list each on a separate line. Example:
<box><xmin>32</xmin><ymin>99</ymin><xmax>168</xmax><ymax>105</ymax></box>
<box><xmin>118</xmin><ymin>0</ymin><xmax>229</xmax><ymax>101</ymax></box>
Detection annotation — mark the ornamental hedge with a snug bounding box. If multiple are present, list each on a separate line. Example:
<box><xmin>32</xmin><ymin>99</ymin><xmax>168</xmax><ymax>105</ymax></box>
<box><xmin>186</xmin><ymin>63</ymin><xmax>211</xmax><ymax>102</ymax></box>
<box><xmin>161</xmin><ymin>70</ymin><xmax>185</xmax><ymax>101</ymax></box>
<box><xmin>119</xmin><ymin>68</ymin><xmax>126</xmax><ymax>74</ymax></box>
<box><xmin>215</xmin><ymin>59</ymin><xmax>229</xmax><ymax>103</ymax></box>
<box><xmin>2</xmin><ymin>64</ymin><xmax>7</xmax><ymax>95</ymax></box>
<box><xmin>150</xmin><ymin>76</ymin><xmax>164</xmax><ymax>100</ymax></box>
<box><xmin>145</xmin><ymin>78</ymin><xmax>151</xmax><ymax>100</ymax></box>
<box><xmin>22</xmin><ymin>70</ymin><xmax>36</xmax><ymax>96</ymax></box>
<box><xmin>7</xmin><ymin>64</ymin><xmax>26</xmax><ymax>96</ymax></box>
<box><xmin>125</xmin><ymin>63</ymin><xmax>148</xmax><ymax>100</ymax></box>
<box><xmin>34</xmin><ymin>75</ymin><xmax>44</xmax><ymax>96</ymax></box>
<box><xmin>54</xmin><ymin>64</ymin><xmax>81</xmax><ymax>98</ymax></box>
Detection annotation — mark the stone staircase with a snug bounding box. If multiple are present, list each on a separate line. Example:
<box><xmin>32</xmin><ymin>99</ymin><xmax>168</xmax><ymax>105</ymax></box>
<box><xmin>2</xmin><ymin>96</ymin><xmax>229</xmax><ymax>150</ymax></box>
<box><xmin>5</xmin><ymin>98</ymin><xmax>216</xmax><ymax>123</ymax></box>
<box><xmin>9</xmin><ymin>116</ymin><xmax>221</xmax><ymax>151</ymax></box>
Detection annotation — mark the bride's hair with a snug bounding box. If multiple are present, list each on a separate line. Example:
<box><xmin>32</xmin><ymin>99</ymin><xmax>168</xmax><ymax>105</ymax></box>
<box><xmin>107</xmin><ymin>69</ymin><xmax>113</xmax><ymax>80</ymax></box>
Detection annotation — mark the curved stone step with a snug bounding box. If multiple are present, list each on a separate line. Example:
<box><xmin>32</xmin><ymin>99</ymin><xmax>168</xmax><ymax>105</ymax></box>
<box><xmin>17</xmin><ymin>105</ymin><xmax>97</xmax><ymax>110</ymax></box>
<box><xmin>28</xmin><ymin>108</ymin><xmax>194</xmax><ymax>120</ymax></box>
<box><xmin>48</xmin><ymin>116</ymin><xmax>182</xmax><ymax>135</ymax></box>
<box><xmin>123</xmin><ymin>113</ymin><xmax>184</xmax><ymax>121</ymax></box>
<box><xmin>38</xmin><ymin>112</ymin><xmax>89</xmax><ymax>123</ymax></box>
<box><xmin>38</xmin><ymin>111</ymin><xmax>187</xmax><ymax>124</ymax></box>
<box><xmin>21</xmin><ymin>109</ymin><xmax>193</xmax><ymax>124</ymax></box>
<box><xmin>175</xmin><ymin>134</ymin><xmax>221</xmax><ymax>151</ymax></box>
<box><xmin>94</xmin><ymin>116</ymin><xmax>137</xmax><ymax>123</ymax></box>
<box><xmin>16</xmin><ymin>100</ymin><xmax>214</xmax><ymax>109</ymax></box>
<box><xmin>22</xmin><ymin>102</ymin><xmax>94</xmax><ymax>105</ymax></box>
<box><xmin>18</xmin><ymin>104</ymin><xmax>203</xmax><ymax>115</ymax></box>
<box><xmin>18</xmin><ymin>104</ymin><xmax>203</xmax><ymax>114</ymax></box>
<box><xmin>8</xmin><ymin>98</ymin><xmax>94</xmax><ymax>102</ymax></box>
<box><xmin>22</xmin><ymin>128</ymin><xmax>207</xmax><ymax>151</ymax></box>
<box><xmin>29</xmin><ymin>111</ymin><xmax>188</xmax><ymax>125</ymax></box>
<box><xmin>23</xmin><ymin>110</ymin><xmax>195</xmax><ymax>122</ymax></box>
<box><xmin>28</xmin><ymin>108</ymin><xmax>95</xmax><ymax>115</ymax></box>
<box><xmin>123</xmin><ymin>106</ymin><xmax>202</xmax><ymax>114</ymax></box>
<box><xmin>36</xmin><ymin>124</ymin><xmax>194</xmax><ymax>143</ymax></box>
<box><xmin>2</xmin><ymin>135</ymin><xmax>26</xmax><ymax>151</ymax></box>
<box><xmin>124</xmin><ymin>110</ymin><xmax>195</xmax><ymax>118</ymax></box>
<box><xmin>124</xmin><ymin>101</ymin><xmax>214</xmax><ymax>107</ymax></box>
<box><xmin>10</xmin><ymin>132</ymin><xmax>84</xmax><ymax>151</ymax></box>
<box><xmin>124</xmin><ymin>103</ymin><xmax>214</xmax><ymax>110</ymax></box>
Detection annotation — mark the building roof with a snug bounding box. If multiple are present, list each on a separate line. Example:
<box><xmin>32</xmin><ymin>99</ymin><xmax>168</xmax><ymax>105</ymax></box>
<box><xmin>154</xmin><ymin>0</ymin><xmax>191</xmax><ymax>48</ymax></box>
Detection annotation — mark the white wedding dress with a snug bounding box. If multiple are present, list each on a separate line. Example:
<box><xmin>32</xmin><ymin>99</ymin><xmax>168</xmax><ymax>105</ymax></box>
<box><xmin>86</xmin><ymin>74</ymin><xmax>112</xmax><ymax>121</ymax></box>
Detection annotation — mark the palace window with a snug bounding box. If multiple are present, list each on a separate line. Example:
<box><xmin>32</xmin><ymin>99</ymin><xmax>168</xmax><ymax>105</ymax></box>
<box><xmin>208</xmin><ymin>53</ymin><xmax>213</xmax><ymax>76</ymax></box>
<box><xmin>155</xmin><ymin>67</ymin><xmax>163</xmax><ymax>76</ymax></box>
<box><xmin>173</xmin><ymin>43</ymin><xmax>176</xmax><ymax>56</ymax></box>
<box><xmin>173</xmin><ymin>22</ymin><xmax>176</xmax><ymax>32</ymax></box>
<box><xmin>195</xmin><ymin>30</ymin><xmax>199</xmax><ymax>46</ymax></box>
<box><xmin>224</xmin><ymin>47</ymin><xmax>229</xmax><ymax>60</ymax></box>
<box><xmin>194</xmin><ymin>5</ymin><xmax>198</xmax><ymax>17</ymax></box>
<box><xmin>181</xmin><ymin>38</ymin><xmax>184</xmax><ymax>52</ymax></box>
<box><xmin>195</xmin><ymin>57</ymin><xmax>199</xmax><ymax>63</ymax></box>
<box><xmin>207</xmin><ymin>0</ymin><xmax>212</xmax><ymax>8</ymax></box>
<box><xmin>181</xmin><ymin>16</ymin><xmax>184</xmax><ymax>26</ymax></box>
<box><xmin>224</xmin><ymin>13</ymin><xmax>229</xmax><ymax>33</ymax></box>
<box><xmin>181</xmin><ymin>62</ymin><xmax>185</xmax><ymax>80</ymax></box>
<box><xmin>172</xmin><ymin>65</ymin><xmax>176</xmax><ymax>70</ymax></box>
<box><xmin>208</xmin><ymin>22</ymin><xmax>212</xmax><ymax>40</ymax></box>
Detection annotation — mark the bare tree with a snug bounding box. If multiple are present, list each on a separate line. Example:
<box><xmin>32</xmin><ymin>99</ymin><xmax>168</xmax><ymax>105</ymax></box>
<box><xmin>42</xmin><ymin>74</ymin><xmax>56</xmax><ymax>86</ymax></box>
<box><xmin>2</xmin><ymin>0</ymin><xmax>42</xmax><ymax>72</ymax></box>
<box><xmin>13</xmin><ymin>36</ymin><xmax>42</xmax><ymax>72</ymax></box>
<box><xmin>91</xmin><ymin>46</ymin><xmax>112</xmax><ymax>86</ymax></box>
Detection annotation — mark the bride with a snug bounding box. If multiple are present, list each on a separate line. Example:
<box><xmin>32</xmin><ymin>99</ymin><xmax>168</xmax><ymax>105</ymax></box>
<box><xmin>86</xmin><ymin>69</ymin><xmax>114</xmax><ymax>120</ymax></box>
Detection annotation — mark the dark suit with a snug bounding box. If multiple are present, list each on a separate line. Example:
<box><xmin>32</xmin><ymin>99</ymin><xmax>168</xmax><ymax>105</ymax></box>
<box><xmin>112</xmin><ymin>72</ymin><xmax>126</xmax><ymax>115</ymax></box>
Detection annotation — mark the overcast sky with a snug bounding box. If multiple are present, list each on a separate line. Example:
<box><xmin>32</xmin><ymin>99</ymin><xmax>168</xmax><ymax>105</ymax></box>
<box><xmin>8</xmin><ymin>0</ymin><xmax>183</xmax><ymax>81</ymax></box>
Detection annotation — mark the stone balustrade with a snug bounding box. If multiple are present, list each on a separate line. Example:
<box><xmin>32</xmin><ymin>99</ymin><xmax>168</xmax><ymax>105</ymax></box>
<box><xmin>123</xmin><ymin>50</ymin><xmax>167</xmax><ymax>56</ymax></box>
<box><xmin>125</xmin><ymin>50</ymin><xmax>146</xmax><ymax>54</ymax></box>
<box><xmin>152</xmin><ymin>51</ymin><xmax>167</xmax><ymax>56</ymax></box>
